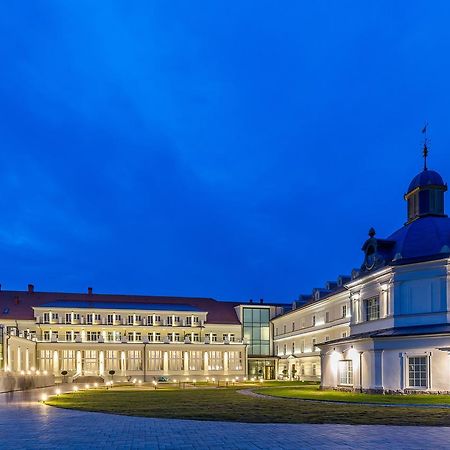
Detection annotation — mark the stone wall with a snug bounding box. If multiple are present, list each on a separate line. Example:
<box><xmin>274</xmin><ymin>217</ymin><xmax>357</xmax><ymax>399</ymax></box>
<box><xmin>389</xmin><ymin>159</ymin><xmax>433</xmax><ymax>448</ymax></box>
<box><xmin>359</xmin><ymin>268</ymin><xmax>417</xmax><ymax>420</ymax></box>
<box><xmin>0</xmin><ymin>373</ymin><xmax>55</xmax><ymax>393</ymax></box>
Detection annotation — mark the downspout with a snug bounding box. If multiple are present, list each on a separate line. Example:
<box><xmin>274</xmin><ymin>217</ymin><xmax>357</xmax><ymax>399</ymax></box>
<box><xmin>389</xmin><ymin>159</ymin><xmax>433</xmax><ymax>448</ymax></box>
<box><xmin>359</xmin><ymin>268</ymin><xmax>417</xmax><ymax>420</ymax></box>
<box><xmin>359</xmin><ymin>351</ymin><xmax>364</xmax><ymax>393</ymax></box>
<box><xmin>143</xmin><ymin>342</ymin><xmax>147</xmax><ymax>382</ymax></box>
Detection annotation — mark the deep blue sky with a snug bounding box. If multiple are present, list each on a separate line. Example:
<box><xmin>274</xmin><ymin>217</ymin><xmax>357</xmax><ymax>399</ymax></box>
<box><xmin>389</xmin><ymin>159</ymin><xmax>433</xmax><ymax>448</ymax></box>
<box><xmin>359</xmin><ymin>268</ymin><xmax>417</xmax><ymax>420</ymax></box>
<box><xmin>1</xmin><ymin>2</ymin><xmax>450</xmax><ymax>302</ymax></box>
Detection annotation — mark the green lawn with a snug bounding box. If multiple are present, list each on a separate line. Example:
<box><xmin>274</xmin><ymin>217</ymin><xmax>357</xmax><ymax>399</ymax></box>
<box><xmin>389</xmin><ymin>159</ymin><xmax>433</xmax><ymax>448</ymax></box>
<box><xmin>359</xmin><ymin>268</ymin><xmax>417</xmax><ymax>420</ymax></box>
<box><xmin>255</xmin><ymin>385</ymin><xmax>450</xmax><ymax>405</ymax></box>
<box><xmin>46</xmin><ymin>386</ymin><xmax>450</xmax><ymax>426</ymax></box>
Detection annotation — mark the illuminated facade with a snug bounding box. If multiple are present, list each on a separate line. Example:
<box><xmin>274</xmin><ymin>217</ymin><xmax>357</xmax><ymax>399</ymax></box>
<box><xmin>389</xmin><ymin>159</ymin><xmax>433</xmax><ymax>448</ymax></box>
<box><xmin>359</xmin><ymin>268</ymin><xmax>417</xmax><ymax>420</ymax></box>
<box><xmin>275</xmin><ymin>154</ymin><xmax>450</xmax><ymax>393</ymax></box>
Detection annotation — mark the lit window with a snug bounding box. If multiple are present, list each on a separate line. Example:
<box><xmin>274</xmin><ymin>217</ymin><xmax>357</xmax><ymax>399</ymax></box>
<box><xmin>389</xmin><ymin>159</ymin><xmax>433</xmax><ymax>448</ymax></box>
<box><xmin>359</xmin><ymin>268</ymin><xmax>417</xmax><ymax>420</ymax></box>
<box><xmin>342</xmin><ymin>305</ymin><xmax>347</xmax><ymax>318</ymax></box>
<box><xmin>408</xmin><ymin>356</ymin><xmax>428</xmax><ymax>388</ymax></box>
<box><xmin>364</xmin><ymin>296</ymin><xmax>380</xmax><ymax>321</ymax></box>
<box><xmin>338</xmin><ymin>360</ymin><xmax>353</xmax><ymax>385</ymax></box>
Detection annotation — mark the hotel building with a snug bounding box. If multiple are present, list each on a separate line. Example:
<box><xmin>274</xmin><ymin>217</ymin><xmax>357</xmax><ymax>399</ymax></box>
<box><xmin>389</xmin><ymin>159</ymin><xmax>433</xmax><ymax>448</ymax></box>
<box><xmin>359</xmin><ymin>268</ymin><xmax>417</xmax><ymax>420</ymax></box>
<box><xmin>1</xmin><ymin>152</ymin><xmax>450</xmax><ymax>393</ymax></box>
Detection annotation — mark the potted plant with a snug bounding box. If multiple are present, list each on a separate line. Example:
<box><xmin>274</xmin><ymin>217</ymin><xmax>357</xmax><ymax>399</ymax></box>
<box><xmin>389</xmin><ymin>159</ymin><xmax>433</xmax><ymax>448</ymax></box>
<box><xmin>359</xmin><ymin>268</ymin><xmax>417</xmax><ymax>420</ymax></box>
<box><xmin>282</xmin><ymin>368</ymin><xmax>288</xmax><ymax>378</ymax></box>
<box><xmin>61</xmin><ymin>370</ymin><xmax>68</xmax><ymax>384</ymax></box>
<box><xmin>109</xmin><ymin>369</ymin><xmax>115</xmax><ymax>383</ymax></box>
<box><xmin>291</xmin><ymin>368</ymin><xmax>297</xmax><ymax>380</ymax></box>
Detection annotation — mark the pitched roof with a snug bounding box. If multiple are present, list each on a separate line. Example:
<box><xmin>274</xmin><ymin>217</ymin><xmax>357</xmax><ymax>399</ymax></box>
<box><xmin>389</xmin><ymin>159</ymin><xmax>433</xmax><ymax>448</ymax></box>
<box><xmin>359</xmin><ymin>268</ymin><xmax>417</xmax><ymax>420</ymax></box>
<box><xmin>0</xmin><ymin>290</ymin><xmax>241</xmax><ymax>324</ymax></box>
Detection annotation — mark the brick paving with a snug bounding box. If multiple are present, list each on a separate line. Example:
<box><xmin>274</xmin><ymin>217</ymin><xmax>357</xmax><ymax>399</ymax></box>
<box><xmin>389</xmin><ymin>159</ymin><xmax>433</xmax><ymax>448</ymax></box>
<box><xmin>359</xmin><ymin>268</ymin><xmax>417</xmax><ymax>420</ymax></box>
<box><xmin>0</xmin><ymin>386</ymin><xmax>450</xmax><ymax>449</ymax></box>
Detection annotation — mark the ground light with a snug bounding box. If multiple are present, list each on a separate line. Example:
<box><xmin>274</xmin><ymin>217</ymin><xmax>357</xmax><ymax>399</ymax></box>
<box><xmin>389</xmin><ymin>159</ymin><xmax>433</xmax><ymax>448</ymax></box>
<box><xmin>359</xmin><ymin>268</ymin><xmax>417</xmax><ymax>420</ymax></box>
<box><xmin>94</xmin><ymin>382</ymin><xmax>98</xmax><ymax>388</ymax></box>
<box><xmin>40</xmin><ymin>394</ymin><xmax>47</xmax><ymax>402</ymax></box>
<box><xmin>85</xmin><ymin>384</ymin><xmax>90</xmax><ymax>389</ymax></box>
<box><xmin>55</xmin><ymin>388</ymin><xmax>61</xmax><ymax>395</ymax></box>
<box><xmin>73</xmin><ymin>386</ymin><xmax>79</xmax><ymax>392</ymax></box>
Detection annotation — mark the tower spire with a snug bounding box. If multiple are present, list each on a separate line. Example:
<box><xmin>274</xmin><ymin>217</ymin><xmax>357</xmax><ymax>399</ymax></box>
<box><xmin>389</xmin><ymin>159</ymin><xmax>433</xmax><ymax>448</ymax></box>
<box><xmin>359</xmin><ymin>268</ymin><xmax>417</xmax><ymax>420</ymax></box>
<box><xmin>422</xmin><ymin>122</ymin><xmax>428</xmax><ymax>171</ymax></box>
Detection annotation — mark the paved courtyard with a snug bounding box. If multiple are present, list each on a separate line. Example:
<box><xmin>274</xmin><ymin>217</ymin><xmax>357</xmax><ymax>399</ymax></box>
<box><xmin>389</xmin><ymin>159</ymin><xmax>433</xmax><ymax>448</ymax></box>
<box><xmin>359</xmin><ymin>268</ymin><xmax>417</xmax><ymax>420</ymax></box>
<box><xmin>1</xmin><ymin>387</ymin><xmax>450</xmax><ymax>449</ymax></box>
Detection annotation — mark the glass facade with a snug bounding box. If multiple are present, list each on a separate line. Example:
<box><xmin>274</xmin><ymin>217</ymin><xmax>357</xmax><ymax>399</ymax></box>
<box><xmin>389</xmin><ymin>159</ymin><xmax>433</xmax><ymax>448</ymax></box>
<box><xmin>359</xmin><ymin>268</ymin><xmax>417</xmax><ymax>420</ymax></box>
<box><xmin>248</xmin><ymin>359</ymin><xmax>275</xmax><ymax>379</ymax></box>
<box><xmin>243</xmin><ymin>307</ymin><xmax>270</xmax><ymax>356</ymax></box>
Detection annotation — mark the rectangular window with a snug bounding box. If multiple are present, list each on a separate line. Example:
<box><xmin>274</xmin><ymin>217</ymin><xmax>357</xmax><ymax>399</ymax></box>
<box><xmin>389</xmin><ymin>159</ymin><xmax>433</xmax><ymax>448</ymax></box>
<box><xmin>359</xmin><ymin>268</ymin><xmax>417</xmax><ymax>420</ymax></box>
<box><xmin>312</xmin><ymin>363</ymin><xmax>317</xmax><ymax>376</ymax></box>
<box><xmin>173</xmin><ymin>333</ymin><xmax>180</xmax><ymax>342</ymax></box>
<box><xmin>127</xmin><ymin>350</ymin><xmax>142</xmax><ymax>371</ymax></box>
<box><xmin>107</xmin><ymin>314</ymin><xmax>114</xmax><ymax>325</ymax></box>
<box><xmin>228</xmin><ymin>351</ymin><xmax>243</xmax><ymax>371</ymax></box>
<box><xmin>339</xmin><ymin>360</ymin><xmax>353</xmax><ymax>385</ymax></box>
<box><xmin>342</xmin><ymin>331</ymin><xmax>347</xmax><ymax>338</ymax></box>
<box><xmin>167</xmin><ymin>316</ymin><xmax>173</xmax><ymax>325</ymax></box>
<box><xmin>128</xmin><ymin>315</ymin><xmax>134</xmax><ymax>325</ymax></box>
<box><xmin>43</xmin><ymin>331</ymin><xmax>50</xmax><ymax>341</ymax></box>
<box><xmin>43</xmin><ymin>313</ymin><xmax>50</xmax><ymax>324</ymax></box>
<box><xmin>65</xmin><ymin>331</ymin><xmax>72</xmax><ymax>341</ymax></box>
<box><xmin>154</xmin><ymin>333</ymin><xmax>161</xmax><ymax>342</ymax></box>
<box><xmin>312</xmin><ymin>315</ymin><xmax>316</xmax><ymax>326</ymax></box>
<box><xmin>312</xmin><ymin>338</ymin><xmax>317</xmax><ymax>352</ymax></box>
<box><xmin>147</xmin><ymin>351</ymin><xmax>163</xmax><ymax>371</ymax></box>
<box><xmin>208</xmin><ymin>351</ymin><xmax>223</xmax><ymax>371</ymax></box>
<box><xmin>168</xmin><ymin>351</ymin><xmax>183</xmax><ymax>371</ymax></box>
<box><xmin>189</xmin><ymin>351</ymin><xmax>203</xmax><ymax>371</ymax></box>
<box><xmin>210</xmin><ymin>333</ymin><xmax>217</xmax><ymax>342</ymax></box>
<box><xmin>229</xmin><ymin>334</ymin><xmax>235</xmax><ymax>342</ymax></box>
<box><xmin>127</xmin><ymin>332</ymin><xmax>134</xmax><ymax>342</ymax></box>
<box><xmin>342</xmin><ymin>304</ymin><xmax>347</xmax><ymax>318</ymax></box>
<box><xmin>147</xmin><ymin>315</ymin><xmax>153</xmax><ymax>325</ymax></box>
<box><xmin>222</xmin><ymin>333</ymin><xmax>229</xmax><ymax>342</ymax></box>
<box><xmin>292</xmin><ymin>322</ymin><xmax>295</xmax><ymax>331</ymax></box>
<box><xmin>65</xmin><ymin>313</ymin><xmax>72</xmax><ymax>324</ymax></box>
<box><xmin>95</xmin><ymin>314</ymin><xmax>101</xmax><ymax>321</ymax></box>
<box><xmin>154</xmin><ymin>315</ymin><xmax>161</xmax><ymax>323</ymax></box>
<box><xmin>325</xmin><ymin>312</ymin><xmax>330</xmax><ymax>323</ymax></box>
<box><xmin>192</xmin><ymin>333</ymin><xmax>200</xmax><ymax>342</ymax></box>
<box><xmin>86</xmin><ymin>314</ymin><xmax>93</xmax><ymax>324</ymax></box>
<box><xmin>408</xmin><ymin>356</ymin><xmax>428</xmax><ymax>388</ymax></box>
<box><xmin>364</xmin><ymin>296</ymin><xmax>380</xmax><ymax>321</ymax></box>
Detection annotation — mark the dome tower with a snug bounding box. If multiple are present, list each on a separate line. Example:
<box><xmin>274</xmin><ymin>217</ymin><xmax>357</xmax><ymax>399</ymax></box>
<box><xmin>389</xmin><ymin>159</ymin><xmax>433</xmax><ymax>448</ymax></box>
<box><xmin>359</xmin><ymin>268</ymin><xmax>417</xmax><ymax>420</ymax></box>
<box><xmin>404</xmin><ymin>142</ymin><xmax>447</xmax><ymax>224</ymax></box>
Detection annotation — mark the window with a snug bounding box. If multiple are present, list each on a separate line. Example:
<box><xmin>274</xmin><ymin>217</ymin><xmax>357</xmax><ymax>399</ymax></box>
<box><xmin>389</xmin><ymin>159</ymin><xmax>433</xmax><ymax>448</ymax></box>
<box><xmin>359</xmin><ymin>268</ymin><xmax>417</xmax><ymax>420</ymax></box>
<box><xmin>325</xmin><ymin>312</ymin><xmax>330</xmax><ymax>323</ymax></box>
<box><xmin>312</xmin><ymin>364</ymin><xmax>317</xmax><ymax>376</ymax></box>
<box><xmin>43</xmin><ymin>313</ymin><xmax>50</xmax><ymax>324</ymax></box>
<box><xmin>107</xmin><ymin>314</ymin><xmax>114</xmax><ymax>325</ymax></box>
<box><xmin>364</xmin><ymin>296</ymin><xmax>380</xmax><ymax>321</ymax></box>
<box><xmin>312</xmin><ymin>315</ymin><xmax>316</xmax><ymax>326</ymax></box>
<box><xmin>127</xmin><ymin>350</ymin><xmax>142</xmax><ymax>371</ymax></box>
<box><xmin>339</xmin><ymin>360</ymin><xmax>353</xmax><ymax>385</ymax></box>
<box><xmin>312</xmin><ymin>338</ymin><xmax>317</xmax><ymax>352</ymax></box>
<box><xmin>192</xmin><ymin>333</ymin><xmax>200</xmax><ymax>342</ymax></box>
<box><xmin>408</xmin><ymin>356</ymin><xmax>428</xmax><ymax>388</ymax></box>
<box><xmin>292</xmin><ymin>322</ymin><xmax>295</xmax><ymax>331</ymax></box>
<box><xmin>189</xmin><ymin>351</ymin><xmax>203</xmax><ymax>371</ymax></box>
<box><xmin>87</xmin><ymin>314</ymin><xmax>93</xmax><ymax>325</ymax></box>
<box><xmin>173</xmin><ymin>333</ymin><xmax>180</xmax><ymax>342</ymax></box>
<box><xmin>52</xmin><ymin>312</ymin><xmax>58</xmax><ymax>320</ymax></box>
<box><xmin>275</xmin><ymin>327</ymin><xmax>278</xmax><ymax>336</ymax></box>
<box><xmin>154</xmin><ymin>315</ymin><xmax>161</xmax><ymax>323</ymax></box>
<box><xmin>65</xmin><ymin>331</ymin><xmax>73</xmax><ymax>341</ymax></box>
<box><xmin>127</xmin><ymin>332</ymin><xmax>134</xmax><ymax>342</ymax></box>
<box><xmin>43</xmin><ymin>331</ymin><xmax>50</xmax><ymax>341</ymax></box>
<box><xmin>95</xmin><ymin>314</ymin><xmax>101</xmax><ymax>321</ymax></box>
<box><xmin>242</xmin><ymin>307</ymin><xmax>270</xmax><ymax>356</ymax></box>
<box><xmin>300</xmin><ymin>340</ymin><xmax>304</xmax><ymax>353</ymax></box>
<box><xmin>342</xmin><ymin>304</ymin><xmax>347</xmax><ymax>318</ymax></box>
<box><xmin>147</xmin><ymin>351</ymin><xmax>163</xmax><ymax>371</ymax></box>
<box><xmin>210</xmin><ymin>333</ymin><xmax>217</xmax><ymax>342</ymax></box>
<box><xmin>86</xmin><ymin>331</ymin><xmax>100</xmax><ymax>341</ymax></box>
<box><xmin>283</xmin><ymin>344</ymin><xmax>287</xmax><ymax>355</ymax></box>
<box><xmin>301</xmin><ymin>364</ymin><xmax>305</xmax><ymax>376</ymax></box>
<box><xmin>65</xmin><ymin>313</ymin><xmax>72</xmax><ymax>324</ymax></box>
<box><xmin>325</xmin><ymin>336</ymin><xmax>330</xmax><ymax>342</ymax></box>
<box><xmin>128</xmin><ymin>315</ymin><xmax>134</xmax><ymax>325</ymax></box>
<box><xmin>208</xmin><ymin>351</ymin><xmax>223</xmax><ymax>371</ymax></box>
<box><xmin>135</xmin><ymin>315</ymin><xmax>142</xmax><ymax>323</ymax></box>
<box><xmin>292</xmin><ymin>342</ymin><xmax>295</xmax><ymax>354</ymax></box>
<box><xmin>154</xmin><ymin>333</ymin><xmax>161</xmax><ymax>342</ymax></box>
<box><xmin>168</xmin><ymin>351</ymin><xmax>183</xmax><ymax>371</ymax></box>
<box><xmin>147</xmin><ymin>315</ymin><xmax>153</xmax><ymax>325</ymax></box>
<box><xmin>283</xmin><ymin>325</ymin><xmax>287</xmax><ymax>334</ymax></box>
<box><xmin>222</xmin><ymin>334</ymin><xmax>229</xmax><ymax>342</ymax></box>
<box><xmin>342</xmin><ymin>331</ymin><xmax>347</xmax><ymax>338</ymax></box>
<box><xmin>228</xmin><ymin>351</ymin><xmax>243</xmax><ymax>371</ymax></box>
<box><xmin>229</xmin><ymin>334</ymin><xmax>235</xmax><ymax>342</ymax></box>
<box><xmin>73</xmin><ymin>313</ymin><xmax>80</xmax><ymax>321</ymax></box>
<box><xmin>167</xmin><ymin>316</ymin><xmax>173</xmax><ymax>325</ymax></box>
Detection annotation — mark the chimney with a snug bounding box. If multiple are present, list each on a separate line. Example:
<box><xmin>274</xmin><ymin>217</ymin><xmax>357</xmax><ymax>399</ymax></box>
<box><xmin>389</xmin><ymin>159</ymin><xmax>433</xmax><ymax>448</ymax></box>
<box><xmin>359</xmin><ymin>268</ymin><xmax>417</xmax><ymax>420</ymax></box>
<box><xmin>259</xmin><ymin>298</ymin><xmax>264</xmax><ymax>304</ymax></box>
<box><xmin>88</xmin><ymin>287</ymin><xmax>93</xmax><ymax>295</ymax></box>
<box><xmin>28</xmin><ymin>284</ymin><xmax>34</xmax><ymax>293</ymax></box>
<box><xmin>249</xmin><ymin>299</ymin><xmax>253</xmax><ymax>304</ymax></box>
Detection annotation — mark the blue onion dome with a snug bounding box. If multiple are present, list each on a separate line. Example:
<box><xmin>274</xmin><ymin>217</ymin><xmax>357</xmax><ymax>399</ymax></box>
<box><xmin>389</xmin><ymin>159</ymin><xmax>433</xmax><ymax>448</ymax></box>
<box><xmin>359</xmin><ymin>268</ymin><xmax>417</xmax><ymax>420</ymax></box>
<box><xmin>407</xmin><ymin>169</ymin><xmax>445</xmax><ymax>194</ymax></box>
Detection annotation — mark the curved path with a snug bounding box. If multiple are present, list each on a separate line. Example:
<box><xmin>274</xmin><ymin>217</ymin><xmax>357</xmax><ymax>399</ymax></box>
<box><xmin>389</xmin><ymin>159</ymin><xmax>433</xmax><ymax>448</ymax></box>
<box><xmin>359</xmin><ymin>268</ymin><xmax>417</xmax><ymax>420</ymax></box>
<box><xmin>1</xmin><ymin>387</ymin><xmax>450</xmax><ymax>449</ymax></box>
<box><xmin>238</xmin><ymin>388</ymin><xmax>450</xmax><ymax>408</ymax></box>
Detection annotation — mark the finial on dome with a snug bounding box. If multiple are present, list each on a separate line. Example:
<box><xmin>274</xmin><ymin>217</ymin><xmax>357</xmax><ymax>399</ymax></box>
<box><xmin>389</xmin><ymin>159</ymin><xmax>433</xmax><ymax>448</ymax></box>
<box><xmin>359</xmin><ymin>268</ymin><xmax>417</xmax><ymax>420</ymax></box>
<box><xmin>368</xmin><ymin>227</ymin><xmax>376</xmax><ymax>238</ymax></box>
<box><xmin>422</xmin><ymin>122</ymin><xmax>429</xmax><ymax>171</ymax></box>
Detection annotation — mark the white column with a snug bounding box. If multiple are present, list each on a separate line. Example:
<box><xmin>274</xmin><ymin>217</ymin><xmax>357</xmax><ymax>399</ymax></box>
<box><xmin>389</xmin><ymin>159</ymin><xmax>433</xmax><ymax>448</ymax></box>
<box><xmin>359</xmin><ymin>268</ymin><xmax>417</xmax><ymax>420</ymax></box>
<box><xmin>25</xmin><ymin>348</ymin><xmax>30</xmax><ymax>371</ymax></box>
<box><xmin>163</xmin><ymin>351</ymin><xmax>169</xmax><ymax>375</ymax></box>
<box><xmin>76</xmin><ymin>351</ymin><xmax>82</xmax><ymax>374</ymax></box>
<box><xmin>99</xmin><ymin>351</ymin><xmax>105</xmax><ymax>376</ymax></box>
<box><xmin>203</xmin><ymin>351</ymin><xmax>209</xmax><ymax>375</ymax></box>
<box><xmin>183</xmin><ymin>351</ymin><xmax>189</xmax><ymax>375</ymax></box>
<box><xmin>223</xmin><ymin>351</ymin><xmax>229</xmax><ymax>375</ymax></box>
<box><xmin>53</xmin><ymin>350</ymin><xmax>59</xmax><ymax>374</ymax></box>
<box><xmin>121</xmin><ymin>351</ymin><xmax>126</xmax><ymax>375</ymax></box>
<box><xmin>17</xmin><ymin>347</ymin><xmax>22</xmax><ymax>371</ymax></box>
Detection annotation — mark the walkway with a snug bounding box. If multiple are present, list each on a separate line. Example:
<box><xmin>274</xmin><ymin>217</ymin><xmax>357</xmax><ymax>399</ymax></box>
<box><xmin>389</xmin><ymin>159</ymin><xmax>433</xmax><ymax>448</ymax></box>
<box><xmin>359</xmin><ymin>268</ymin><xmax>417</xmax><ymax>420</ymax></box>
<box><xmin>1</xmin><ymin>387</ymin><xmax>450</xmax><ymax>449</ymax></box>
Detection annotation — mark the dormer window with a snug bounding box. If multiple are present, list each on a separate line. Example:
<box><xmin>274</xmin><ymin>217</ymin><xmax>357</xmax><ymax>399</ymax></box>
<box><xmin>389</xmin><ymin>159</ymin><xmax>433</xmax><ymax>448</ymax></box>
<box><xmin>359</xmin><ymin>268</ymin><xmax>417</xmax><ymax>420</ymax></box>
<box><xmin>364</xmin><ymin>296</ymin><xmax>380</xmax><ymax>321</ymax></box>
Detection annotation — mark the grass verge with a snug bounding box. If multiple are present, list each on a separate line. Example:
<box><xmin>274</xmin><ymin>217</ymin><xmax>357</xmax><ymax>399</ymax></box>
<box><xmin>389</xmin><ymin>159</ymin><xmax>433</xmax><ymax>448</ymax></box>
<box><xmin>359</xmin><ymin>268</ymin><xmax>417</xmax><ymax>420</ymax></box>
<box><xmin>46</xmin><ymin>386</ymin><xmax>450</xmax><ymax>426</ymax></box>
<box><xmin>254</xmin><ymin>384</ymin><xmax>450</xmax><ymax>405</ymax></box>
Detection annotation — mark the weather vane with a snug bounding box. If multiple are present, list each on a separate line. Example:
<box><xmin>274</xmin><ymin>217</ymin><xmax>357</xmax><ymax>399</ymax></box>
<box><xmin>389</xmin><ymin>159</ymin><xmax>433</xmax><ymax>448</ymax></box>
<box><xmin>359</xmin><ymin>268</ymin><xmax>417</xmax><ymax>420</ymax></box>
<box><xmin>422</xmin><ymin>122</ymin><xmax>429</xmax><ymax>170</ymax></box>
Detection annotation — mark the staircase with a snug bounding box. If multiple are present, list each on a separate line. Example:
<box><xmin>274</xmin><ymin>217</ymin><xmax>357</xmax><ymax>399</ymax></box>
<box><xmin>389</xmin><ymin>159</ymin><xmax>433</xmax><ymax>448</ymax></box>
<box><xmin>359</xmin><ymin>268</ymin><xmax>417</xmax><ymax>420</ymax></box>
<box><xmin>72</xmin><ymin>375</ymin><xmax>104</xmax><ymax>385</ymax></box>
